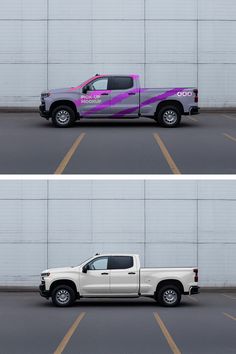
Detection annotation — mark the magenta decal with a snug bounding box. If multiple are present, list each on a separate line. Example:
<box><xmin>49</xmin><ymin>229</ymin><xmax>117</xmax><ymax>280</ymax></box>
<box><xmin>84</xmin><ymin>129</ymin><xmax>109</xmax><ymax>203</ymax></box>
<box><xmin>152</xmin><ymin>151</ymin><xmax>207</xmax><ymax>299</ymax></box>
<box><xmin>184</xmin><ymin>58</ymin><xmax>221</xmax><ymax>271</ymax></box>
<box><xmin>112</xmin><ymin>88</ymin><xmax>186</xmax><ymax>117</ymax></box>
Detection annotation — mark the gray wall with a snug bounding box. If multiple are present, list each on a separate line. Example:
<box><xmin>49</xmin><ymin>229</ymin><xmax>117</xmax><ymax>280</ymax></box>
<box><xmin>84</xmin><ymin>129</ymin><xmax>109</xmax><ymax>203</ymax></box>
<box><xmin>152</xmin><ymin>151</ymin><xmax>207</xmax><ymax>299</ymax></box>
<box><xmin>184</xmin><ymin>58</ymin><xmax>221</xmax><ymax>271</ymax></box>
<box><xmin>1</xmin><ymin>0</ymin><xmax>236</xmax><ymax>108</ymax></box>
<box><xmin>0</xmin><ymin>180</ymin><xmax>236</xmax><ymax>287</ymax></box>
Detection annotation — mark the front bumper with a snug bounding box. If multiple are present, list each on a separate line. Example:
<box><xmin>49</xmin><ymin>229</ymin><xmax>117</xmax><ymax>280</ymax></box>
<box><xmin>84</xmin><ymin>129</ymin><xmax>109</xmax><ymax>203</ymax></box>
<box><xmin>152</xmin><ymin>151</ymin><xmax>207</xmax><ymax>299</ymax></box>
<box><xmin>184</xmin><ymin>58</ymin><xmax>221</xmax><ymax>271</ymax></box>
<box><xmin>39</xmin><ymin>104</ymin><xmax>50</xmax><ymax>119</ymax></box>
<box><xmin>39</xmin><ymin>283</ymin><xmax>50</xmax><ymax>298</ymax></box>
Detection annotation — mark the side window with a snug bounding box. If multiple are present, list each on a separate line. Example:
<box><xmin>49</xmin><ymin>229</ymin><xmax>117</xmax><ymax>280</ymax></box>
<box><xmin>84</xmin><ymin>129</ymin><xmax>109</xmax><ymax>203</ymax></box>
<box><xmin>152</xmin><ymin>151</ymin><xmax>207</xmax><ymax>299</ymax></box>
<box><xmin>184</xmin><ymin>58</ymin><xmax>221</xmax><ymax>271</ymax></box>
<box><xmin>108</xmin><ymin>77</ymin><xmax>133</xmax><ymax>90</ymax></box>
<box><xmin>88</xmin><ymin>78</ymin><xmax>108</xmax><ymax>91</ymax></box>
<box><xmin>109</xmin><ymin>256</ymin><xmax>133</xmax><ymax>270</ymax></box>
<box><xmin>87</xmin><ymin>257</ymin><xmax>108</xmax><ymax>270</ymax></box>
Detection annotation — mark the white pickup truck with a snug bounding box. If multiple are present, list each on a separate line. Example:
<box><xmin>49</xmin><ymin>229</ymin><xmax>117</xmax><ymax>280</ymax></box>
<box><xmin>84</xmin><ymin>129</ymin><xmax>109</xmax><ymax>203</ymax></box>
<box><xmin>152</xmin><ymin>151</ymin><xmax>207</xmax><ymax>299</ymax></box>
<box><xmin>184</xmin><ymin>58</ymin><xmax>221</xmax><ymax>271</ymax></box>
<box><xmin>39</xmin><ymin>254</ymin><xmax>199</xmax><ymax>307</ymax></box>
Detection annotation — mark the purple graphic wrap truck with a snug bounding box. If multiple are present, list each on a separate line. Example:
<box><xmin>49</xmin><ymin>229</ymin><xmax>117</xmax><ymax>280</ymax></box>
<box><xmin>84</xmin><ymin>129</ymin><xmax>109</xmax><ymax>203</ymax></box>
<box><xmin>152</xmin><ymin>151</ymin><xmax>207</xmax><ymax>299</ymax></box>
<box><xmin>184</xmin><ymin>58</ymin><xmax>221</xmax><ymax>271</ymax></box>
<box><xmin>39</xmin><ymin>74</ymin><xmax>199</xmax><ymax>128</ymax></box>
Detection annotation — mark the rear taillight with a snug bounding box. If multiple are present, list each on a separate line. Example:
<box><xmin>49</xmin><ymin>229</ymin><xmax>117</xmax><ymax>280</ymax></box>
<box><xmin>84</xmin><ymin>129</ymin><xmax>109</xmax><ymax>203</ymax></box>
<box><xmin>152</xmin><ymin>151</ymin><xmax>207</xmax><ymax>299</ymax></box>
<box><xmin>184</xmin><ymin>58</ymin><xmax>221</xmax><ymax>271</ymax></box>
<box><xmin>193</xmin><ymin>268</ymin><xmax>198</xmax><ymax>282</ymax></box>
<box><xmin>193</xmin><ymin>89</ymin><xmax>198</xmax><ymax>103</ymax></box>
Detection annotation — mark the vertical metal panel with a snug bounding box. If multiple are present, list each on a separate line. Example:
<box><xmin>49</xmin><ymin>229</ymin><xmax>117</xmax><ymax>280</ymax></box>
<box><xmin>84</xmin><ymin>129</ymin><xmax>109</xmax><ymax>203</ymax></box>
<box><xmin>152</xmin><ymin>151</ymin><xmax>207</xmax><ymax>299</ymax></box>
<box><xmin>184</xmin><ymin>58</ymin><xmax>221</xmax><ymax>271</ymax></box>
<box><xmin>48</xmin><ymin>21</ymin><xmax>92</xmax><ymax>63</ymax></box>
<box><xmin>92</xmin><ymin>180</ymin><xmax>144</xmax><ymax>200</ymax></box>
<box><xmin>198</xmin><ymin>244</ymin><xmax>236</xmax><ymax>286</ymax></box>
<box><xmin>48</xmin><ymin>200</ymin><xmax>92</xmax><ymax>242</ymax></box>
<box><xmin>146</xmin><ymin>20</ymin><xmax>197</xmax><ymax>63</ymax></box>
<box><xmin>0</xmin><ymin>200</ymin><xmax>47</xmax><ymax>242</ymax></box>
<box><xmin>92</xmin><ymin>200</ymin><xmax>144</xmax><ymax>242</ymax></box>
<box><xmin>146</xmin><ymin>200</ymin><xmax>197</xmax><ymax>242</ymax></box>
<box><xmin>0</xmin><ymin>181</ymin><xmax>47</xmax><ymax>199</ymax></box>
<box><xmin>92</xmin><ymin>0</ymin><xmax>144</xmax><ymax>19</ymax></box>
<box><xmin>146</xmin><ymin>180</ymin><xmax>197</xmax><ymax>199</ymax></box>
<box><xmin>198</xmin><ymin>181</ymin><xmax>236</xmax><ymax>200</ymax></box>
<box><xmin>49</xmin><ymin>0</ymin><xmax>92</xmax><ymax>19</ymax></box>
<box><xmin>0</xmin><ymin>0</ymin><xmax>47</xmax><ymax>19</ymax></box>
<box><xmin>198</xmin><ymin>200</ymin><xmax>236</xmax><ymax>242</ymax></box>
<box><xmin>48</xmin><ymin>180</ymin><xmax>92</xmax><ymax>199</ymax></box>
<box><xmin>146</xmin><ymin>0</ymin><xmax>197</xmax><ymax>20</ymax></box>
<box><xmin>198</xmin><ymin>0</ymin><xmax>236</xmax><ymax>20</ymax></box>
<box><xmin>0</xmin><ymin>244</ymin><xmax>47</xmax><ymax>286</ymax></box>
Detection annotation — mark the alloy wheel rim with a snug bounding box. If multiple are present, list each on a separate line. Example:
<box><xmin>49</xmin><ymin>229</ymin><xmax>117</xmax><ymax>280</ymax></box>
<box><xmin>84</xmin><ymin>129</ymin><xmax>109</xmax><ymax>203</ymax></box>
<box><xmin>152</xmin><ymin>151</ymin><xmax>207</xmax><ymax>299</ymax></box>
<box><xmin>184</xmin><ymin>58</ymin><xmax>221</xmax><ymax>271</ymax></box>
<box><xmin>163</xmin><ymin>110</ymin><xmax>177</xmax><ymax>124</ymax></box>
<box><xmin>56</xmin><ymin>289</ymin><xmax>70</xmax><ymax>304</ymax></box>
<box><xmin>56</xmin><ymin>110</ymin><xmax>70</xmax><ymax>124</ymax></box>
<box><xmin>163</xmin><ymin>289</ymin><xmax>177</xmax><ymax>304</ymax></box>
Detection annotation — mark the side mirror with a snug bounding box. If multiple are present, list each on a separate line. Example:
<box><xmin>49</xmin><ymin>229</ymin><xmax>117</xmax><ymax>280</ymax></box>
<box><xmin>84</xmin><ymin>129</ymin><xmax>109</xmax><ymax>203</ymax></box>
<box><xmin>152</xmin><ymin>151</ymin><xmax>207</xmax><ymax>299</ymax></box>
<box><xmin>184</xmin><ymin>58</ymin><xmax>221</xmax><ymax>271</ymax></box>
<box><xmin>82</xmin><ymin>264</ymin><xmax>89</xmax><ymax>273</ymax></box>
<box><xmin>82</xmin><ymin>85</ymin><xmax>89</xmax><ymax>94</ymax></box>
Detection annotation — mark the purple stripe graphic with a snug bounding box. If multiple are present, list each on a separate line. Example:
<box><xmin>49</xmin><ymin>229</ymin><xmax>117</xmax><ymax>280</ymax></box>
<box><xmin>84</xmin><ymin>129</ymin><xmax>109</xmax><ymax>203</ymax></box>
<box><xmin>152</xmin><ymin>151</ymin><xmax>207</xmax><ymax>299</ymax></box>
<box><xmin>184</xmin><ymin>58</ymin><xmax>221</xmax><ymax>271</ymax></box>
<box><xmin>83</xmin><ymin>88</ymin><xmax>147</xmax><ymax>116</ymax></box>
<box><xmin>112</xmin><ymin>88</ymin><xmax>186</xmax><ymax>117</ymax></box>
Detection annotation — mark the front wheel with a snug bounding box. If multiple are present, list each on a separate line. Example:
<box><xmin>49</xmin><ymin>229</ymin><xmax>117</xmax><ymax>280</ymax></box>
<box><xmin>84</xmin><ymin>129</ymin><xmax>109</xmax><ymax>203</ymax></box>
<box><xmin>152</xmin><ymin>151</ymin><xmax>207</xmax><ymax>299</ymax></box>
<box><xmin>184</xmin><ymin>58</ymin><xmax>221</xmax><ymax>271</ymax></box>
<box><xmin>51</xmin><ymin>285</ymin><xmax>76</xmax><ymax>307</ymax></box>
<box><xmin>156</xmin><ymin>106</ymin><xmax>181</xmax><ymax>128</ymax></box>
<box><xmin>157</xmin><ymin>285</ymin><xmax>181</xmax><ymax>307</ymax></box>
<box><xmin>52</xmin><ymin>105</ymin><xmax>76</xmax><ymax>128</ymax></box>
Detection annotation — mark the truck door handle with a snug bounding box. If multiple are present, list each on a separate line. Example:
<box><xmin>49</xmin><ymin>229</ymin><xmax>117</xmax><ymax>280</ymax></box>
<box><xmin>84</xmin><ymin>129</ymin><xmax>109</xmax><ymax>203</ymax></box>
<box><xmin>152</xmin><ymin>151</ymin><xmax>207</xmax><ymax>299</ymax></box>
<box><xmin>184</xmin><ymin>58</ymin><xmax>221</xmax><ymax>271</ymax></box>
<box><xmin>128</xmin><ymin>272</ymin><xmax>136</xmax><ymax>275</ymax></box>
<box><xmin>128</xmin><ymin>92</ymin><xmax>136</xmax><ymax>95</ymax></box>
<box><xmin>101</xmin><ymin>272</ymin><xmax>109</xmax><ymax>275</ymax></box>
<box><xmin>101</xmin><ymin>93</ymin><xmax>109</xmax><ymax>95</ymax></box>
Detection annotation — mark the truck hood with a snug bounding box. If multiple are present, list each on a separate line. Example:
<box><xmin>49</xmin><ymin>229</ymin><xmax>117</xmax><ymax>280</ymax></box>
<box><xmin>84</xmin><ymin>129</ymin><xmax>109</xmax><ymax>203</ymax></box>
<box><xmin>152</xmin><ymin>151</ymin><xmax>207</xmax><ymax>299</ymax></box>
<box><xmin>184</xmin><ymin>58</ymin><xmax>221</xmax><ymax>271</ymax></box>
<box><xmin>42</xmin><ymin>266</ymin><xmax>76</xmax><ymax>274</ymax></box>
<box><xmin>48</xmin><ymin>87</ymin><xmax>71</xmax><ymax>94</ymax></box>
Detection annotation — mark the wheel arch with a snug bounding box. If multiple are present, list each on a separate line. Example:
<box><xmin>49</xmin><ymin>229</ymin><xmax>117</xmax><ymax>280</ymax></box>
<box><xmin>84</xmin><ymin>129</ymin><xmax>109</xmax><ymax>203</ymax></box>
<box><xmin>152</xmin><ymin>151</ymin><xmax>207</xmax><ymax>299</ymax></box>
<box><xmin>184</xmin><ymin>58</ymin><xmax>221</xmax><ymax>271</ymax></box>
<box><xmin>155</xmin><ymin>279</ymin><xmax>184</xmax><ymax>295</ymax></box>
<box><xmin>50</xmin><ymin>279</ymin><xmax>79</xmax><ymax>296</ymax></box>
<box><xmin>49</xmin><ymin>100</ymin><xmax>78</xmax><ymax>118</ymax></box>
<box><xmin>155</xmin><ymin>100</ymin><xmax>184</xmax><ymax>116</ymax></box>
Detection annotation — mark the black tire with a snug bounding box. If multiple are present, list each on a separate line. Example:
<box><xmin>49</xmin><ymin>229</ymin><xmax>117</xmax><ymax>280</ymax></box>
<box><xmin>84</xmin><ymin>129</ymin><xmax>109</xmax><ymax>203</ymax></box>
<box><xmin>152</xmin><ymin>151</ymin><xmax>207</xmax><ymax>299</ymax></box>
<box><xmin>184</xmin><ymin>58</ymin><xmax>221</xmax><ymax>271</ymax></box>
<box><xmin>51</xmin><ymin>105</ymin><xmax>76</xmax><ymax>128</ymax></box>
<box><xmin>51</xmin><ymin>285</ymin><xmax>76</xmax><ymax>307</ymax></box>
<box><xmin>157</xmin><ymin>285</ymin><xmax>181</xmax><ymax>307</ymax></box>
<box><xmin>156</xmin><ymin>106</ymin><xmax>181</xmax><ymax>128</ymax></box>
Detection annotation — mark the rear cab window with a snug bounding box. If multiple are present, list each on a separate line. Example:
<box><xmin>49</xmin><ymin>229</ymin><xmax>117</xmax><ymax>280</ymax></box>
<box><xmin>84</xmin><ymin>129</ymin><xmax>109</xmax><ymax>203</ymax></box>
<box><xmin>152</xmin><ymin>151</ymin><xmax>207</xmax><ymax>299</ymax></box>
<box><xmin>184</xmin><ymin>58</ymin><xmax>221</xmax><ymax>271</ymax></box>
<box><xmin>108</xmin><ymin>256</ymin><xmax>134</xmax><ymax>269</ymax></box>
<box><xmin>108</xmin><ymin>76</ymin><xmax>133</xmax><ymax>90</ymax></box>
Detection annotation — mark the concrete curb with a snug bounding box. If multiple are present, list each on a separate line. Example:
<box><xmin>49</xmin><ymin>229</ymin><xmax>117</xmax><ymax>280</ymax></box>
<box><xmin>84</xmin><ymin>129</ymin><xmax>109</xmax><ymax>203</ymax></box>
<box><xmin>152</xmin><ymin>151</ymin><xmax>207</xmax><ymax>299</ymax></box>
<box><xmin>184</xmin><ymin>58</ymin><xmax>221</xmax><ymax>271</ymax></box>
<box><xmin>0</xmin><ymin>286</ymin><xmax>236</xmax><ymax>293</ymax></box>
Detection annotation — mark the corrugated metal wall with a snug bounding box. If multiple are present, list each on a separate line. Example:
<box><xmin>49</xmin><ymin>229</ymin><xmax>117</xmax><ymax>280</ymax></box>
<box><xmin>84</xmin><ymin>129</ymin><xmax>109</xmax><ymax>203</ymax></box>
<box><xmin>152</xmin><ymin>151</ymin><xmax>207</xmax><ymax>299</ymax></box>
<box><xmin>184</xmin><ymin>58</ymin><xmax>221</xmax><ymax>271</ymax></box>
<box><xmin>1</xmin><ymin>0</ymin><xmax>236</xmax><ymax>107</ymax></box>
<box><xmin>0</xmin><ymin>180</ymin><xmax>236</xmax><ymax>287</ymax></box>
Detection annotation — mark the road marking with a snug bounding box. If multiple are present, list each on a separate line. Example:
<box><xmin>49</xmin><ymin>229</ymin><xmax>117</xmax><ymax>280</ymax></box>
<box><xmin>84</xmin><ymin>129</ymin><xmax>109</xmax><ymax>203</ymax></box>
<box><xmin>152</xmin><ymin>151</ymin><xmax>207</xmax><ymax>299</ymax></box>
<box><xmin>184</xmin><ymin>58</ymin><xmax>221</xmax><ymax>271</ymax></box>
<box><xmin>54</xmin><ymin>133</ymin><xmax>86</xmax><ymax>174</ymax></box>
<box><xmin>223</xmin><ymin>133</ymin><xmax>236</xmax><ymax>143</ymax></box>
<box><xmin>54</xmin><ymin>312</ymin><xmax>86</xmax><ymax>354</ymax></box>
<box><xmin>153</xmin><ymin>133</ymin><xmax>181</xmax><ymax>175</ymax></box>
<box><xmin>223</xmin><ymin>312</ymin><xmax>236</xmax><ymax>321</ymax></box>
<box><xmin>188</xmin><ymin>295</ymin><xmax>198</xmax><ymax>302</ymax></box>
<box><xmin>221</xmin><ymin>114</ymin><xmax>236</xmax><ymax>121</ymax></box>
<box><xmin>222</xmin><ymin>294</ymin><xmax>236</xmax><ymax>300</ymax></box>
<box><xmin>154</xmin><ymin>312</ymin><xmax>181</xmax><ymax>354</ymax></box>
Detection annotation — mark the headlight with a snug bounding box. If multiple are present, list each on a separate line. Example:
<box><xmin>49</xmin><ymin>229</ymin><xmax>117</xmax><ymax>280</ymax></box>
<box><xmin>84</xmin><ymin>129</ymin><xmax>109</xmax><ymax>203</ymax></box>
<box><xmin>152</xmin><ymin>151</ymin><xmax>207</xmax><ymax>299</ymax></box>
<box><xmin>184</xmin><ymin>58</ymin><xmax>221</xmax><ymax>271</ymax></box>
<box><xmin>41</xmin><ymin>272</ymin><xmax>50</xmax><ymax>277</ymax></box>
<box><xmin>41</xmin><ymin>92</ymin><xmax>51</xmax><ymax>99</ymax></box>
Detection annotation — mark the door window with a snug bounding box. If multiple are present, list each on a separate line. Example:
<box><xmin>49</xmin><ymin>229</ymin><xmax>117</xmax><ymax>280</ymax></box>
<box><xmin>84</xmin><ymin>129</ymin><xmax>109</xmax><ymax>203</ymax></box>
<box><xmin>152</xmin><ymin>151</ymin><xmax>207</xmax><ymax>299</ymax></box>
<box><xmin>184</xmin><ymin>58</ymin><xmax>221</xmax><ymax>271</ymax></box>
<box><xmin>108</xmin><ymin>77</ymin><xmax>133</xmax><ymax>90</ymax></box>
<box><xmin>108</xmin><ymin>256</ymin><xmax>133</xmax><ymax>269</ymax></box>
<box><xmin>87</xmin><ymin>257</ymin><xmax>108</xmax><ymax>270</ymax></box>
<box><xmin>88</xmin><ymin>78</ymin><xmax>108</xmax><ymax>91</ymax></box>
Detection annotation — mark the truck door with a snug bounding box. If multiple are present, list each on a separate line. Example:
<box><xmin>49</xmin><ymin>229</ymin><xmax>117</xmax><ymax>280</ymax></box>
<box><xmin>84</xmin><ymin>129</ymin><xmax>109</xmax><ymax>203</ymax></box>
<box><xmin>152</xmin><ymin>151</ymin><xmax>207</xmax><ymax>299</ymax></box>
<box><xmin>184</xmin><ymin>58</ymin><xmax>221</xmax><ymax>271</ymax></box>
<box><xmin>79</xmin><ymin>77</ymin><xmax>111</xmax><ymax>117</ymax></box>
<box><xmin>108</xmin><ymin>76</ymin><xmax>140</xmax><ymax>118</ymax></box>
<box><xmin>109</xmin><ymin>256</ymin><xmax>139</xmax><ymax>295</ymax></box>
<box><xmin>80</xmin><ymin>256</ymin><xmax>110</xmax><ymax>296</ymax></box>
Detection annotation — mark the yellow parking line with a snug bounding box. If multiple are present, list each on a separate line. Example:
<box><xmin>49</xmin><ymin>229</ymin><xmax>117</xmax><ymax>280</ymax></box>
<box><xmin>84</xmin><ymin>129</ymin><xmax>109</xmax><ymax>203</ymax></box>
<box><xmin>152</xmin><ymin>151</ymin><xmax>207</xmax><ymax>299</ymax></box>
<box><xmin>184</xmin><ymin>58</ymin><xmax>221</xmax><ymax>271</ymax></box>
<box><xmin>154</xmin><ymin>312</ymin><xmax>181</xmax><ymax>354</ymax></box>
<box><xmin>222</xmin><ymin>294</ymin><xmax>236</xmax><ymax>300</ymax></box>
<box><xmin>221</xmin><ymin>114</ymin><xmax>236</xmax><ymax>121</ymax></box>
<box><xmin>153</xmin><ymin>133</ymin><xmax>181</xmax><ymax>175</ymax></box>
<box><xmin>223</xmin><ymin>312</ymin><xmax>236</xmax><ymax>321</ymax></box>
<box><xmin>223</xmin><ymin>133</ymin><xmax>236</xmax><ymax>143</ymax></box>
<box><xmin>54</xmin><ymin>312</ymin><xmax>86</xmax><ymax>354</ymax></box>
<box><xmin>54</xmin><ymin>133</ymin><xmax>86</xmax><ymax>174</ymax></box>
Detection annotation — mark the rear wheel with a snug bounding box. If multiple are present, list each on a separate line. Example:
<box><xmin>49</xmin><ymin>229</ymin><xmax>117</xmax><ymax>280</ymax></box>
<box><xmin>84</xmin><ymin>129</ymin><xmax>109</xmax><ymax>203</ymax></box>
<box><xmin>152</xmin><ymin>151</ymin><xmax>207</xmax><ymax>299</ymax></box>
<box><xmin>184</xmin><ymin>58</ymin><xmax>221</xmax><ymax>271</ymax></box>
<box><xmin>52</xmin><ymin>105</ymin><xmax>76</xmax><ymax>127</ymax></box>
<box><xmin>156</xmin><ymin>106</ymin><xmax>181</xmax><ymax>128</ymax></box>
<box><xmin>51</xmin><ymin>285</ymin><xmax>76</xmax><ymax>307</ymax></box>
<box><xmin>157</xmin><ymin>285</ymin><xmax>181</xmax><ymax>307</ymax></box>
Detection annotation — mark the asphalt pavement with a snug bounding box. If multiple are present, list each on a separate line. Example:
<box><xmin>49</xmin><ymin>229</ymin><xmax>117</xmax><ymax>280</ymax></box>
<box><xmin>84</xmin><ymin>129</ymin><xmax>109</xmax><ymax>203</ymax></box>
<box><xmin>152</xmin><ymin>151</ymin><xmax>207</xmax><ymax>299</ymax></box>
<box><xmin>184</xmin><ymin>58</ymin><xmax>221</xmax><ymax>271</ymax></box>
<box><xmin>0</xmin><ymin>112</ymin><xmax>236</xmax><ymax>174</ymax></box>
<box><xmin>0</xmin><ymin>292</ymin><xmax>236</xmax><ymax>354</ymax></box>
